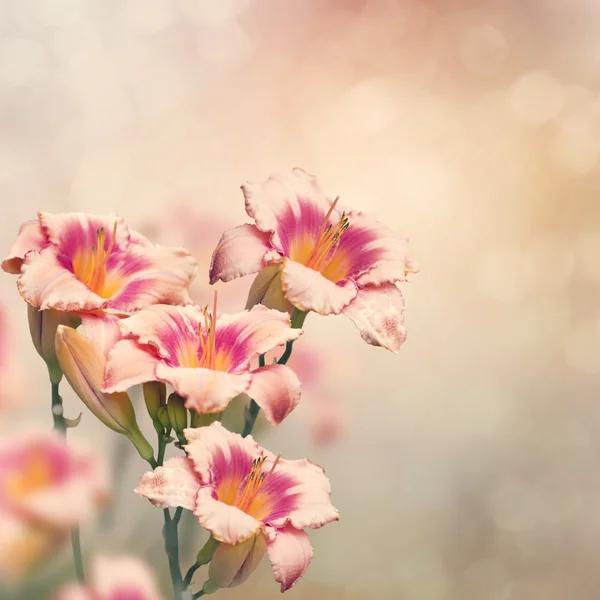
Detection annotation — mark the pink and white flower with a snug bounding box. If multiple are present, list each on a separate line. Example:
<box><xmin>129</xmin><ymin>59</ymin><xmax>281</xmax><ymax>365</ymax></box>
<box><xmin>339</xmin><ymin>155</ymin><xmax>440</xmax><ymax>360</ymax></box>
<box><xmin>103</xmin><ymin>299</ymin><xmax>303</xmax><ymax>424</ymax></box>
<box><xmin>210</xmin><ymin>168</ymin><xmax>418</xmax><ymax>352</ymax></box>
<box><xmin>2</xmin><ymin>212</ymin><xmax>198</xmax><ymax>313</ymax></box>
<box><xmin>0</xmin><ymin>431</ymin><xmax>107</xmax><ymax>580</ymax></box>
<box><xmin>135</xmin><ymin>422</ymin><xmax>338</xmax><ymax>592</ymax></box>
<box><xmin>54</xmin><ymin>555</ymin><xmax>164</xmax><ymax>600</ymax></box>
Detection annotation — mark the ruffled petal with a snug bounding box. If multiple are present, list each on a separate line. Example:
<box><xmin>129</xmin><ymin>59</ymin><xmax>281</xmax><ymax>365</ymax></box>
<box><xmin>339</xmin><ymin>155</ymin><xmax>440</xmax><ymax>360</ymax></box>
<box><xmin>194</xmin><ymin>487</ymin><xmax>262</xmax><ymax>544</ymax></box>
<box><xmin>243</xmin><ymin>168</ymin><xmax>338</xmax><ymax>254</ymax></box>
<box><xmin>105</xmin><ymin>244</ymin><xmax>198</xmax><ymax>312</ymax></box>
<box><xmin>215</xmin><ymin>305</ymin><xmax>302</xmax><ymax>372</ymax></box>
<box><xmin>281</xmin><ymin>259</ymin><xmax>357</xmax><ymax>315</ymax></box>
<box><xmin>266</xmin><ymin>525</ymin><xmax>314</xmax><ymax>592</ymax></box>
<box><xmin>184</xmin><ymin>421</ymin><xmax>260</xmax><ymax>487</ymax></box>
<box><xmin>261</xmin><ymin>458</ymin><xmax>339</xmax><ymax>530</ymax></box>
<box><xmin>209</xmin><ymin>223</ymin><xmax>273</xmax><ymax>284</ymax></box>
<box><xmin>90</xmin><ymin>555</ymin><xmax>163</xmax><ymax>600</ymax></box>
<box><xmin>247</xmin><ymin>364</ymin><xmax>302</xmax><ymax>426</ymax></box>
<box><xmin>17</xmin><ymin>247</ymin><xmax>105</xmax><ymax>311</ymax></box>
<box><xmin>1</xmin><ymin>218</ymin><xmax>47</xmax><ymax>274</ymax></box>
<box><xmin>135</xmin><ymin>457</ymin><xmax>201</xmax><ymax>510</ymax></box>
<box><xmin>342</xmin><ymin>283</ymin><xmax>407</xmax><ymax>352</ymax></box>
<box><xmin>103</xmin><ymin>339</ymin><xmax>162</xmax><ymax>393</ymax></box>
<box><xmin>156</xmin><ymin>364</ymin><xmax>251</xmax><ymax>414</ymax></box>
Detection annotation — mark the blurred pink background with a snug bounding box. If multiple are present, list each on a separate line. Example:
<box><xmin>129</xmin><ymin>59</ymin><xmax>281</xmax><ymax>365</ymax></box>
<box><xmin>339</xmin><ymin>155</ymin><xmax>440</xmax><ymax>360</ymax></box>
<box><xmin>1</xmin><ymin>0</ymin><xmax>600</xmax><ymax>598</ymax></box>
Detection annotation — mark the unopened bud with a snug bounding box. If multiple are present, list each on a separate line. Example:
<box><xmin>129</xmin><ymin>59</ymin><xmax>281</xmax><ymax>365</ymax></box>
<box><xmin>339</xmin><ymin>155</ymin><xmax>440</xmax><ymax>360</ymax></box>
<box><xmin>143</xmin><ymin>381</ymin><xmax>166</xmax><ymax>421</ymax></box>
<box><xmin>167</xmin><ymin>393</ymin><xmax>187</xmax><ymax>435</ymax></box>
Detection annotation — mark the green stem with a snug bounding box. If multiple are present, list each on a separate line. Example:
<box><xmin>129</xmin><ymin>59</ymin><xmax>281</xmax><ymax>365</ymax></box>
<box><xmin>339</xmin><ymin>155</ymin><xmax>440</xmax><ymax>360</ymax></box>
<box><xmin>242</xmin><ymin>399</ymin><xmax>261</xmax><ymax>438</ymax></box>
<box><xmin>71</xmin><ymin>528</ymin><xmax>85</xmax><ymax>582</ymax></box>
<box><xmin>184</xmin><ymin>536</ymin><xmax>220</xmax><ymax>587</ymax></box>
<box><xmin>51</xmin><ymin>381</ymin><xmax>66</xmax><ymax>434</ymax></box>
<box><xmin>164</xmin><ymin>509</ymin><xmax>185</xmax><ymax>600</ymax></box>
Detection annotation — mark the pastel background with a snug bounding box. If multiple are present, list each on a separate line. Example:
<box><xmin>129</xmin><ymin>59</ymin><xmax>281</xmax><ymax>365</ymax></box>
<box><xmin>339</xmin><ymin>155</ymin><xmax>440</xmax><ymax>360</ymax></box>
<box><xmin>1</xmin><ymin>0</ymin><xmax>599</xmax><ymax>599</ymax></box>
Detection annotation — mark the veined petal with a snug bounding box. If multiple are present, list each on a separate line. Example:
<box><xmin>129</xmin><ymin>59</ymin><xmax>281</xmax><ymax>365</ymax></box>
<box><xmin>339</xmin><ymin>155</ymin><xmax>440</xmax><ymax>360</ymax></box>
<box><xmin>215</xmin><ymin>305</ymin><xmax>302</xmax><ymax>372</ymax></box>
<box><xmin>266</xmin><ymin>525</ymin><xmax>314</xmax><ymax>592</ymax></box>
<box><xmin>281</xmin><ymin>259</ymin><xmax>357</xmax><ymax>315</ymax></box>
<box><xmin>342</xmin><ymin>283</ymin><xmax>407</xmax><ymax>352</ymax></box>
<box><xmin>117</xmin><ymin>304</ymin><xmax>202</xmax><ymax>362</ymax></box>
<box><xmin>184</xmin><ymin>422</ymin><xmax>261</xmax><ymax>487</ymax></box>
<box><xmin>135</xmin><ymin>457</ymin><xmax>201</xmax><ymax>510</ymax></box>
<box><xmin>156</xmin><ymin>364</ymin><xmax>251</xmax><ymax>414</ymax></box>
<box><xmin>105</xmin><ymin>244</ymin><xmax>198</xmax><ymax>312</ymax></box>
<box><xmin>18</xmin><ymin>247</ymin><xmax>105</xmax><ymax>312</ymax></box>
<box><xmin>38</xmin><ymin>212</ymin><xmax>130</xmax><ymax>256</ymax></box>
<box><xmin>103</xmin><ymin>339</ymin><xmax>162</xmax><ymax>393</ymax></box>
<box><xmin>243</xmin><ymin>168</ymin><xmax>339</xmax><ymax>254</ymax></box>
<box><xmin>262</xmin><ymin>458</ymin><xmax>339</xmax><ymax>530</ymax></box>
<box><xmin>247</xmin><ymin>364</ymin><xmax>302</xmax><ymax>426</ymax></box>
<box><xmin>1</xmin><ymin>218</ymin><xmax>47</xmax><ymax>274</ymax></box>
<box><xmin>194</xmin><ymin>487</ymin><xmax>262</xmax><ymax>544</ymax></box>
<box><xmin>209</xmin><ymin>223</ymin><xmax>273</xmax><ymax>284</ymax></box>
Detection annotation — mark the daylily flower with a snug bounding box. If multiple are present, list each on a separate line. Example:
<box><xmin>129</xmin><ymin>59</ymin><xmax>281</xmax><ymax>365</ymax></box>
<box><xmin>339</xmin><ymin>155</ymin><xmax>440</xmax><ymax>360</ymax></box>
<box><xmin>54</xmin><ymin>555</ymin><xmax>164</xmax><ymax>600</ymax></box>
<box><xmin>2</xmin><ymin>212</ymin><xmax>198</xmax><ymax>313</ymax></box>
<box><xmin>55</xmin><ymin>316</ymin><xmax>154</xmax><ymax>461</ymax></box>
<box><xmin>103</xmin><ymin>298</ymin><xmax>303</xmax><ymax>424</ymax></box>
<box><xmin>136</xmin><ymin>422</ymin><xmax>339</xmax><ymax>592</ymax></box>
<box><xmin>0</xmin><ymin>431</ymin><xmax>107</xmax><ymax>580</ymax></box>
<box><xmin>210</xmin><ymin>168</ymin><xmax>419</xmax><ymax>352</ymax></box>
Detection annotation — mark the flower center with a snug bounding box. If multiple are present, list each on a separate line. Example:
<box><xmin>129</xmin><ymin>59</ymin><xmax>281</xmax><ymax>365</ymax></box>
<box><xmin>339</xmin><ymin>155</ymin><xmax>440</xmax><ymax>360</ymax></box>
<box><xmin>236</xmin><ymin>454</ymin><xmax>281</xmax><ymax>517</ymax></box>
<box><xmin>5</xmin><ymin>448</ymin><xmax>54</xmax><ymax>501</ymax></box>
<box><xmin>72</xmin><ymin>221</ymin><xmax>120</xmax><ymax>297</ymax></box>
<box><xmin>304</xmin><ymin>196</ymin><xmax>350</xmax><ymax>273</ymax></box>
<box><xmin>197</xmin><ymin>291</ymin><xmax>230</xmax><ymax>371</ymax></box>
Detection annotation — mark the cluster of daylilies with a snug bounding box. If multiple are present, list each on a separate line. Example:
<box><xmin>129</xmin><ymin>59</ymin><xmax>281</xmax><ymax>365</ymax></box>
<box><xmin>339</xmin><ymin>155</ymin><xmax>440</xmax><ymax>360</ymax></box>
<box><xmin>0</xmin><ymin>168</ymin><xmax>417</xmax><ymax>599</ymax></box>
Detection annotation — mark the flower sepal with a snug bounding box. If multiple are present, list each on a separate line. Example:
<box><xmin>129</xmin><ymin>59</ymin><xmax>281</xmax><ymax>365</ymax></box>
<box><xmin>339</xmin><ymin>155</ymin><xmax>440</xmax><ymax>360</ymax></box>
<box><xmin>208</xmin><ymin>533</ymin><xmax>267</xmax><ymax>589</ymax></box>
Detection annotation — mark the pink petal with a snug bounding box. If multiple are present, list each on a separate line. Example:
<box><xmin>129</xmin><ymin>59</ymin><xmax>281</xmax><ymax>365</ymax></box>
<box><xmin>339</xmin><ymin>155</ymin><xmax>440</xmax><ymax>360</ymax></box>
<box><xmin>90</xmin><ymin>555</ymin><xmax>163</xmax><ymax>600</ymax></box>
<box><xmin>243</xmin><ymin>168</ymin><xmax>337</xmax><ymax>254</ymax></box>
<box><xmin>247</xmin><ymin>364</ymin><xmax>302</xmax><ymax>426</ymax></box>
<box><xmin>104</xmin><ymin>244</ymin><xmax>198</xmax><ymax>312</ymax></box>
<box><xmin>39</xmin><ymin>212</ymin><xmax>130</xmax><ymax>256</ymax></box>
<box><xmin>156</xmin><ymin>364</ymin><xmax>251</xmax><ymax>414</ymax></box>
<box><xmin>194</xmin><ymin>487</ymin><xmax>262</xmax><ymax>544</ymax></box>
<box><xmin>53</xmin><ymin>584</ymin><xmax>93</xmax><ymax>600</ymax></box>
<box><xmin>135</xmin><ymin>457</ymin><xmax>201</xmax><ymax>510</ymax></box>
<box><xmin>209</xmin><ymin>223</ymin><xmax>272</xmax><ymax>284</ymax></box>
<box><xmin>17</xmin><ymin>247</ymin><xmax>105</xmax><ymax>311</ymax></box>
<box><xmin>1</xmin><ymin>218</ymin><xmax>47</xmax><ymax>274</ymax></box>
<box><xmin>263</xmin><ymin>458</ymin><xmax>339</xmax><ymax>531</ymax></box>
<box><xmin>117</xmin><ymin>304</ymin><xmax>203</xmax><ymax>362</ymax></box>
<box><xmin>342</xmin><ymin>283</ymin><xmax>407</xmax><ymax>352</ymax></box>
<box><xmin>281</xmin><ymin>259</ymin><xmax>357</xmax><ymax>315</ymax></box>
<box><xmin>215</xmin><ymin>305</ymin><xmax>302</xmax><ymax>372</ymax></box>
<box><xmin>184</xmin><ymin>421</ymin><xmax>261</xmax><ymax>487</ymax></box>
<box><xmin>103</xmin><ymin>339</ymin><xmax>162</xmax><ymax>393</ymax></box>
<box><xmin>266</xmin><ymin>525</ymin><xmax>314</xmax><ymax>592</ymax></box>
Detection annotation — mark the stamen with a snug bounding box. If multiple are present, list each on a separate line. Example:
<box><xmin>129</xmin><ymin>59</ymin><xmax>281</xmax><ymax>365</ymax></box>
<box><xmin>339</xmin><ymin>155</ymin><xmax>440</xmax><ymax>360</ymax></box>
<box><xmin>305</xmin><ymin>198</ymin><xmax>349</xmax><ymax>272</ymax></box>
<box><xmin>198</xmin><ymin>291</ymin><xmax>219</xmax><ymax>370</ymax></box>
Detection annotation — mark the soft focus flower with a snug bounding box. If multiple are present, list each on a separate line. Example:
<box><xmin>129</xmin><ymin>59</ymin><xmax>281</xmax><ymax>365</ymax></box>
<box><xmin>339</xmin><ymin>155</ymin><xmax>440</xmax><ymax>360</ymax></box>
<box><xmin>55</xmin><ymin>317</ymin><xmax>154</xmax><ymax>461</ymax></box>
<box><xmin>136</xmin><ymin>422</ymin><xmax>338</xmax><ymax>592</ymax></box>
<box><xmin>54</xmin><ymin>555</ymin><xmax>164</xmax><ymax>600</ymax></box>
<box><xmin>0</xmin><ymin>431</ymin><xmax>107</xmax><ymax>580</ymax></box>
<box><xmin>2</xmin><ymin>212</ymin><xmax>198</xmax><ymax>313</ymax></box>
<box><xmin>210</xmin><ymin>168</ymin><xmax>418</xmax><ymax>352</ymax></box>
<box><xmin>103</xmin><ymin>299</ymin><xmax>303</xmax><ymax>424</ymax></box>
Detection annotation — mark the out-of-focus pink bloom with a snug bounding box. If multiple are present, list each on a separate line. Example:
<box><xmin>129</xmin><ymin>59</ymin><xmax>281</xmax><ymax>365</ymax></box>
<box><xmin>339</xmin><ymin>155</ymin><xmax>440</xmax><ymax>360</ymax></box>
<box><xmin>54</xmin><ymin>555</ymin><xmax>164</xmax><ymax>600</ymax></box>
<box><xmin>103</xmin><ymin>300</ymin><xmax>303</xmax><ymax>424</ymax></box>
<box><xmin>136</xmin><ymin>422</ymin><xmax>338</xmax><ymax>592</ymax></box>
<box><xmin>0</xmin><ymin>303</ymin><xmax>26</xmax><ymax>410</ymax></box>
<box><xmin>2</xmin><ymin>212</ymin><xmax>198</xmax><ymax>313</ymax></box>
<box><xmin>210</xmin><ymin>168</ymin><xmax>418</xmax><ymax>352</ymax></box>
<box><xmin>0</xmin><ymin>431</ymin><xmax>107</xmax><ymax>580</ymax></box>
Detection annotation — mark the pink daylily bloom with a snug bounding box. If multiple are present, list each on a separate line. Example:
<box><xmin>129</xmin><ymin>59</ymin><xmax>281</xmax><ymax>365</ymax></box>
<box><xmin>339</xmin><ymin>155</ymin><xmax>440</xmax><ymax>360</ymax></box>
<box><xmin>0</xmin><ymin>431</ymin><xmax>107</xmax><ymax>579</ymax></box>
<box><xmin>136</xmin><ymin>422</ymin><xmax>338</xmax><ymax>592</ymax></box>
<box><xmin>210</xmin><ymin>168</ymin><xmax>419</xmax><ymax>352</ymax></box>
<box><xmin>2</xmin><ymin>212</ymin><xmax>198</xmax><ymax>313</ymax></box>
<box><xmin>103</xmin><ymin>300</ymin><xmax>303</xmax><ymax>423</ymax></box>
<box><xmin>54</xmin><ymin>555</ymin><xmax>164</xmax><ymax>600</ymax></box>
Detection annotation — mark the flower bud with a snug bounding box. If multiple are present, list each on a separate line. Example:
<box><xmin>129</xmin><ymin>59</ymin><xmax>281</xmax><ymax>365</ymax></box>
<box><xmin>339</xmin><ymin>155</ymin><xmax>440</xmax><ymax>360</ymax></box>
<box><xmin>157</xmin><ymin>406</ymin><xmax>171</xmax><ymax>430</ymax></box>
<box><xmin>167</xmin><ymin>393</ymin><xmax>187</xmax><ymax>435</ymax></box>
<box><xmin>143</xmin><ymin>381</ymin><xmax>166</xmax><ymax>421</ymax></box>
<box><xmin>245</xmin><ymin>265</ymin><xmax>293</xmax><ymax>312</ymax></box>
<box><xmin>55</xmin><ymin>325</ymin><xmax>153</xmax><ymax>462</ymax></box>
<box><xmin>208</xmin><ymin>533</ymin><xmax>266</xmax><ymax>588</ymax></box>
<box><xmin>27</xmin><ymin>306</ymin><xmax>73</xmax><ymax>384</ymax></box>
